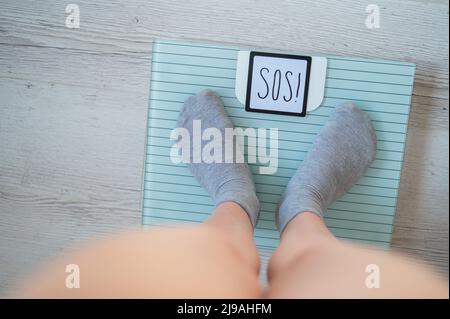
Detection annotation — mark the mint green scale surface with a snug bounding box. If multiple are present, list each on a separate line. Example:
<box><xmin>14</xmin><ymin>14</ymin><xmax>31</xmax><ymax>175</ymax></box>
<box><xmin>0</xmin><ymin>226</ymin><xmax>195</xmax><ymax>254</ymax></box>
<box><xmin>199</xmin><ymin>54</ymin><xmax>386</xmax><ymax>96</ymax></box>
<box><xmin>142</xmin><ymin>39</ymin><xmax>415</xmax><ymax>251</ymax></box>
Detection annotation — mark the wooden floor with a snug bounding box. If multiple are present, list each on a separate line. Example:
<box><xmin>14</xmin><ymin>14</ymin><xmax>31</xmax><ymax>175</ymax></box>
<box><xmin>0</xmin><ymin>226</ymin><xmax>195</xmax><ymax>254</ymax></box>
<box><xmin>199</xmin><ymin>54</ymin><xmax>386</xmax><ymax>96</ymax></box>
<box><xmin>0</xmin><ymin>0</ymin><xmax>448</xmax><ymax>294</ymax></box>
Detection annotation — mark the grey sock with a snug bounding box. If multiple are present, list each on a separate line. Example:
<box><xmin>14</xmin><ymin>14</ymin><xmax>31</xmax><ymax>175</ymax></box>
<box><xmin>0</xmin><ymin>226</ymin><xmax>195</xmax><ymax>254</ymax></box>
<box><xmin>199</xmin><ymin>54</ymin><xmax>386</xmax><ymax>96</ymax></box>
<box><xmin>277</xmin><ymin>102</ymin><xmax>377</xmax><ymax>233</ymax></box>
<box><xmin>176</xmin><ymin>90</ymin><xmax>260</xmax><ymax>227</ymax></box>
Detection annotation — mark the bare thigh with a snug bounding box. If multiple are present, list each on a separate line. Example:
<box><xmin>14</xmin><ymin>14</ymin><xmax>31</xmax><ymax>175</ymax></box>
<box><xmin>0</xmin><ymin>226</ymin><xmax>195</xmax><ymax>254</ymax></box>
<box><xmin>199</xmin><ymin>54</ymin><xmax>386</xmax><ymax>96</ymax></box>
<box><xmin>14</xmin><ymin>225</ymin><xmax>263</xmax><ymax>298</ymax></box>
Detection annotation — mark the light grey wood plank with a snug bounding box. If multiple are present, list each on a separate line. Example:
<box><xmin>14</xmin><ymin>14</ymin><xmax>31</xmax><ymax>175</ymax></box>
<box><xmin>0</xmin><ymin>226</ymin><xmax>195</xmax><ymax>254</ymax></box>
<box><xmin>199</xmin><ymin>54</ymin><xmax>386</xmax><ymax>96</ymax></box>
<box><xmin>0</xmin><ymin>0</ymin><xmax>448</xmax><ymax>294</ymax></box>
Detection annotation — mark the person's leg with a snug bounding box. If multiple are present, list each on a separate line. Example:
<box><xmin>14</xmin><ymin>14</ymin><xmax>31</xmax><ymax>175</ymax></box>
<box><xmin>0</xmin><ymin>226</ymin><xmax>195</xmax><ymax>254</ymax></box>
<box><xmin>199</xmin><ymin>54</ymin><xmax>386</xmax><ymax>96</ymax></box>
<box><xmin>15</xmin><ymin>90</ymin><xmax>263</xmax><ymax>298</ymax></box>
<box><xmin>266</xmin><ymin>213</ymin><xmax>448</xmax><ymax>298</ymax></box>
<box><xmin>205</xmin><ymin>202</ymin><xmax>260</xmax><ymax>270</ymax></box>
<box><xmin>267</xmin><ymin>102</ymin><xmax>448</xmax><ymax>298</ymax></box>
<box><xmin>15</xmin><ymin>202</ymin><xmax>262</xmax><ymax>298</ymax></box>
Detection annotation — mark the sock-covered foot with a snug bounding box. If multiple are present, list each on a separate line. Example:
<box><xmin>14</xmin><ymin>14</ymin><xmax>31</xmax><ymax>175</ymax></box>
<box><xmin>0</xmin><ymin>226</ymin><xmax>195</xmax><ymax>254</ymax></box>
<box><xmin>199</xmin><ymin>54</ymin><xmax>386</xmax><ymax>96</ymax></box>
<box><xmin>176</xmin><ymin>90</ymin><xmax>260</xmax><ymax>227</ymax></box>
<box><xmin>277</xmin><ymin>102</ymin><xmax>377</xmax><ymax>233</ymax></box>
